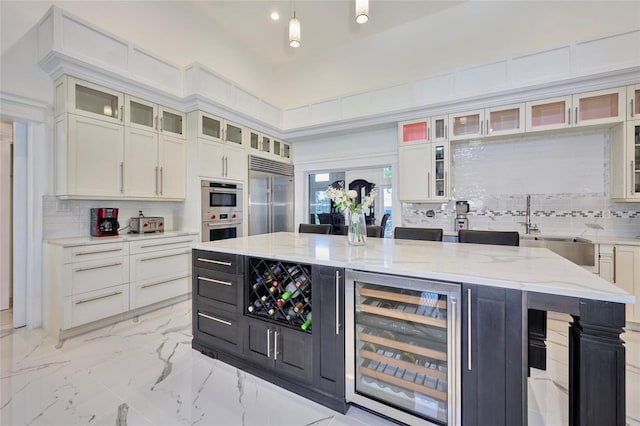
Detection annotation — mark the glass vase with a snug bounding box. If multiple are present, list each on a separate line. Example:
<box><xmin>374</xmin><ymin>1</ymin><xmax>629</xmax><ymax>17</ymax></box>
<box><xmin>347</xmin><ymin>210</ymin><xmax>367</xmax><ymax>246</ymax></box>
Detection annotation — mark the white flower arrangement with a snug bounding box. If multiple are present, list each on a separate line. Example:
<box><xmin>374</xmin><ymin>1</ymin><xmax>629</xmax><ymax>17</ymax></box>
<box><xmin>325</xmin><ymin>181</ymin><xmax>377</xmax><ymax>214</ymax></box>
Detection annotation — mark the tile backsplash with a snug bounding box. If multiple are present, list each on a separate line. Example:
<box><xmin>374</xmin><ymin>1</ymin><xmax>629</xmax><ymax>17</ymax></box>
<box><xmin>43</xmin><ymin>196</ymin><xmax>184</xmax><ymax>240</ymax></box>
<box><xmin>402</xmin><ymin>129</ymin><xmax>640</xmax><ymax>238</ymax></box>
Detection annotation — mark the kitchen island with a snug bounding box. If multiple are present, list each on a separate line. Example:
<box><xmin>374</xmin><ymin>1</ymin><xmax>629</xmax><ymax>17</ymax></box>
<box><xmin>193</xmin><ymin>232</ymin><xmax>634</xmax><ymax>426</ymax></box>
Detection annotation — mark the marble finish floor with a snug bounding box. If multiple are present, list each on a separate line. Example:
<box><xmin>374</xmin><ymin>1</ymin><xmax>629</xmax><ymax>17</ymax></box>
<box><xmin>1</xmin><ymin>301</ymin><xmax>638</xmax><ymax>426</ymax></box>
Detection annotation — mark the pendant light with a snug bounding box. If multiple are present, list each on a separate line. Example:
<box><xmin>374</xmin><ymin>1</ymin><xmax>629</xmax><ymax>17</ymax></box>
<box><xmin>289</xmin><ymin>11</ymin><xmax>301</xmax><ymax>48</ymax></box>
<box><xmin>355</xmin><ymin>0</ymin><xmax>369</xmax><ymax>24</ymax></box>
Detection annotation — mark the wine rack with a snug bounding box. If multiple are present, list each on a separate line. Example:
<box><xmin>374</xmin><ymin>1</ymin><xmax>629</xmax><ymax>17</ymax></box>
<box><xmin>355</xmin><ymin>283</ymin><xmax>452</xmax><ymax>424</ymax></box>
<box><xmin>247</xmin><ymin>257</ymin><xmax>313</xmax><ymax>332</ymax></box>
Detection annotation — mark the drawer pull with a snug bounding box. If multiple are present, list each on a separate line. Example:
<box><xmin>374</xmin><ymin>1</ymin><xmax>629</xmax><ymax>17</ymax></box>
<box><xmin>198</xmin><ymin>312</ymin><xmax>232</xmax><ymax>326</ymax></box>
<box><xmin>76</xmin><ymin>291</ymin><xmax>123</xmax><ymax>305</ymax></box>
<box><xmin>141</xmin><ymin>276</ymin><xmax>188</xmax><ymax>289</ymax></box>
<box><xmin>198</xmin><ymin>276</ymin><xmax>232</xmax><ymax>286</ymax></box>
<box><xmin>140</xmin><ymin>251</ymin><xmax>188</xmax><ymax>262</ymax></box>
<box><xmin>74</xmin><ymin>248</ymin><xmax>123</xmax><ymax>256</ymax></box>
<box><xmin>75</xmin><ymin>262</ymin><xmax>123</xmax><ymax>273</ymax></box>
<box><xmin>140</xmin><ymin>239</ymin><xmax>194</xmax><ymax>249</ymax></box>
<box><xmin>197</xmin><ymin>258</ymin><xmax>232</xmax><ymax>266</ymax></box>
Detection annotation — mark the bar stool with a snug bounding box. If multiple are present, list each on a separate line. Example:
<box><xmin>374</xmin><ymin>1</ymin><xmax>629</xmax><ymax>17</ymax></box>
<box><xmin>298</xmin><ymin>224</ymin><xmax>333</xmax><ymax>234</ymax></box>
<box><xmin>394</xmin><ymin>227</ymin><xmax>443</xmax><ymax>242</ymax></box>
<box><xmin>366</xmin><ymin>225</ymin><xmax>383</xmax><ymax>238</ymax></box>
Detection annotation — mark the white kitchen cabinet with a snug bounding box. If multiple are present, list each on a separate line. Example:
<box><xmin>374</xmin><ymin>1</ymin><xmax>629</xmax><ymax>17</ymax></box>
<box><xmin>55</xmin><ymin>76</ymin><xmax>123</xmax><ymax>124</ymax></box>
<box><xmin>398</xmin><ymin>119</ymin><xmax>429</xmax><ymax>145</ymax></box>
<box><xmin>44</xmin><ymin>234</ymin><xmax>197</xmax><ymax>342</ymax></box>
<box><xmin>599</xmin><ymin>244</ymin><xmax>640</xmax><ymax>323</ymax></box>
<box><xmin>246</xmin><ymin>129</ymin><xmax>292</xmax><ymax>163</ymax></box>
<box><xmin>198</xmin><ymin>111</ymin><xmax>242</xmax><ymax>145</ymax></box>
<box><xmin>485</xmin><ymin>103</ymin><xmax>525</xmax><ymax>137</ymax></box>
<box><xmin>431</xmin><ymin>116</ymin><xmax>449</xmax><ymax>141</ymax></box>
<box><xmin>55</xmin><ymin>113</ymin><xmax>125</xmax><ymax>198</ymax></box>
<box><xmin>398</xmin><ymin>140</ymin><xmax>451</xmax><ymax>202</ymax></box>
<box><xmin>449</xmin><ymin>109</ymin><xmax>485</xmax><ymax>140</ymax></box>
<box><xmin>125</xmin><ymin>95</ymin><xmax>185</xmax><ymax>139</ymax></box>
<box><xmin>612</xmin><ymin>121</ymin><xmax>640</xmax><ymax>202</ymax></box>
<box><xmin>526</xmin><ymin>87</ymin><xmax>625</xmax><ymax>132</ymax></box>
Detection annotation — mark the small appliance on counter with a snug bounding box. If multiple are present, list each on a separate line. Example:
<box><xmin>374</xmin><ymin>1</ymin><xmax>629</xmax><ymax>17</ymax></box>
<box><xmin>455</xmin><ymin>200</ymin><xmax>469</xmax><ymax>232</ymax></box>
<box><xmin>90</xmin><ymin>207</ymin><xmax>119</xmax><ymax>237</ymax></box>
<box><xmin>130</xmin><ymin>210</ymin><xmax>164</xmax><ymax>233</ymax></box>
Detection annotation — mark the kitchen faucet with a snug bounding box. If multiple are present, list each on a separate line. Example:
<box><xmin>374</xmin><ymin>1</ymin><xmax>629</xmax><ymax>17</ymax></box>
<box><xmin>524</xmin><ymin>194</ymin><xmax>539</xmax><ymax>234</ymax></box>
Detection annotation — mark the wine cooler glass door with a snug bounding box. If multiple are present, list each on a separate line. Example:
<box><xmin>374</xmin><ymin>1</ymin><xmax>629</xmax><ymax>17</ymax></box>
<box><xmin>345</xmin><ymin>270</ymin><xmax>460</xmax><ymax>426</ymax></box>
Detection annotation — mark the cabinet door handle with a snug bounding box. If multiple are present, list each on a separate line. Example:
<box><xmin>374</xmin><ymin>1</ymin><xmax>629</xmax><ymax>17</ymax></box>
<box><xmin>427</xmin><ymin>127</ymin><xmax>430</xmax><ymax>141</ymax></box>
<box><xmin>197</xmin><ymin>312</ymin><xmax>231</xmax><ymax>326</ymax></box>
<box><xmin>427</xmin><ymin>171</ymin><xmax>431</xmax><ymax>198</ymax></box>
<box><xmin>575</xmin><ymin>107</ymin><xmax>578</xmax><ymax>125</ymax></box>
<box><xmin>567</xmin><ymin>108</ymin><xmax>571</xmax><ymax>126</ymax></box>
<box><xmin>467</xmin><ymin>288</ymin><xmax>472</xmax><ymax>370</ymax></box>
<box><xmin>226</xmin><ymin>157</ymin><xmax>229</xmax><ymax>177</ymax></box>
<box><xmin>631</xmin><ymin>99</ymin><xmax>635</xmax><ymax>118</ymax></box>
<box><xmin>480</xmin><ymin>119</ymin><xmax>483</xmax><ymax>136</ymax></box>
<box><xmin>155</xmin><ymin>115</ymin><xmax>159</xmax><ymax>130</ymax></box>
<box><xmin>267</xmin><ymin>329</ymin><xmax>271</xmax><ymax>358</ymax></box>
<box><xmin>274</xmin><ymin>330</ymin><xmax>278</xmax><ymax>361</ymax></box>
<box><xmin>76</xmin><ymin>291</ymin><xmax>122</xmax><ymax>305</ymax></box>
<box><xmin>120</xmin><ymin>106</ymin><xmax>124</xmax><ymax>122</ymax></box>
<box><xmin>74</xmin><ymin>248</ymin><xmax>123</xmax><ymax>256</ymax></box>
<box><xmin>140</xmin><ymin>251</ymin><xmax>187</xmax><ymax>262</ymax></box>
<box><xmin>74</xmin><ymin>261</ymin><xmax>122</xmax><ymax>273</ymax></box>
<box><xmin>631</xmin><ymin>161</ymin><xmax>635</xmax><ymax>195</ymax></box>
<box><xmin>335</xmin><ymin>270</ymin><xmax>340</xmax><ymax>335</ymax></box>
<box><xmin>450</xmin><ymin>297</ymin><xmax>458</xmax><ymax>426</ymax></box>
<box><xmin>160</xmin><ymin>117</ymin><xmax>163</xmax><ymax>132</ymax></box>
<box><xmin>445</xmin><ymin>124</ymin><xmax>448</xmax><ymax>139</ymax></box>
<box><xmin>120</xmin><ymin>162</ymin><xmax>124</xmax><ymax>193</ymax></box>
<box><xmin>160</xmin><ymin>167</ymin><xmax>164</xmax><ymax>195</ymax></box>
<box><xmin>155</xmin><ymin>166</ymin><xmax>159</xmax><ymax>195</ymax></box>
<box><xmin>444</xmin><ymin>171</ymin><xmax>448</xmax><ymax>198</ymax></box>
<box><xmin>198</xmin><ymin>276</ymin><xmax>232</xmax><ymax>286</ymax></box>
<box><xmin>141</xmin><ymin>239</ymin><xmax>194</xmax><ymax>249</ymax></box>
<box><xmin>141</xmin><ymin>276</ymin><xmax>187</xmax><ymax>289</ymax></box>
<box><xmin>196</xmin><ymin>258</ymin><xmax>232</xmax><ymax>266</ymax></box>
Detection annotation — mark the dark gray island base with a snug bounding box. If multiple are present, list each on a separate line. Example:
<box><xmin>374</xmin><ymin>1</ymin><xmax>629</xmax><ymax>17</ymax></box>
<box><xmin>191</xmin><ymin>233</ymin><xmax>632</xmax><ymax>426</ymax></box>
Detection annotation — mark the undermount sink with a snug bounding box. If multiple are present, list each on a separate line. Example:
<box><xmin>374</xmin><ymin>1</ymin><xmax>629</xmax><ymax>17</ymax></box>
<box><xmin>520</xmin><ymin>235</ymin><xmax>595</xmax><ymax>266</ymax></box>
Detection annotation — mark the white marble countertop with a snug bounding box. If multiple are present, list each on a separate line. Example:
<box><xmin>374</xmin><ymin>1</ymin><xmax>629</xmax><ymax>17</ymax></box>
<box><xmin>443</xmin><ymin>230</ymin><xmax>640</xmax><ymax>246</ymax></box>
<box><xmin>45</xmin><ymin>231</ymin><xmax>199</xmax><ymax>247</ymax></box>
<box><xmin>195</xmin><ymin>232</ymin><xmax>635</xmax><ymax>304</ymax></box>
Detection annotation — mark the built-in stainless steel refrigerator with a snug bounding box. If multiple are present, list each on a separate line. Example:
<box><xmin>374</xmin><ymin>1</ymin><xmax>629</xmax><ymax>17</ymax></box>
<box><xmin>248</xmin><ymin>156</ymin><xmax>294</xmax><ymax>235</ymax></box>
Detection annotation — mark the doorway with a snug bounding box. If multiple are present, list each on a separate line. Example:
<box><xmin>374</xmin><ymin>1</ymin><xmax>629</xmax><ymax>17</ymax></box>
<box><xmin>0</xmin><ymin>120</ymin><xmax>14</xmax><ymax>329</ymax></box>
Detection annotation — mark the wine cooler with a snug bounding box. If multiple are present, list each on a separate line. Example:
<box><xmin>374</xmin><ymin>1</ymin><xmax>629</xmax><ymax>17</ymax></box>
<box><xmin>345</xmin><ymin>270</ymin><xmax>460</xmax><ymax>426</ymax></box>
<box><xmin>246</xmin><ymin>257</ymin><xmax>313</xmax><ymax>331</ymax></box>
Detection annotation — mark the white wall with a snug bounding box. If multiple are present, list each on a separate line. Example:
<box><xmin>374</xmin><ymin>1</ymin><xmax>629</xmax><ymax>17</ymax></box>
<box><xmin>273</xmin><ymin>1</ymin><xmax>640</xmax><ymax>107</ymax></box>
<box><xmin>0</xmin><ymin>121</ymin><xmax>12</xmax><ymax>310</ymax></box>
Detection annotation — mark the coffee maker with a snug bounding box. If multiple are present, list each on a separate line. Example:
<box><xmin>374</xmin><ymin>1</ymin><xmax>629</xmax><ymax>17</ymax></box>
<box><xmin>455</xmin><ymin>201</ymin><xmax>469</xmax><ymax>232</ymax></box>
<box><xmin>90</xmin><ymin>208</ymin><xmax>120</xmax><ymax>237</ymax></box>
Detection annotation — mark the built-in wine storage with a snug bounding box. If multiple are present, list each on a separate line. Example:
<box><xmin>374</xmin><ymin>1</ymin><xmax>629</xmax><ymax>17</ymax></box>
<box><xmin>247</xmin><ymin>258</ymin><xmax>313</xmax><ymax>331</ymax></box>
<box><xmin>346</xmin><ymin>271</ymin><xmax>460</xmax><ymax>426</ymax></box>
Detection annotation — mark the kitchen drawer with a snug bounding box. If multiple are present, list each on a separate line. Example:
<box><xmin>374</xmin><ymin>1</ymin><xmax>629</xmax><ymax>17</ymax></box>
<box><xmin>194</xmin><ymin>304</ymin><xmax>241</xmax><ymax>354</ymax></box>
<box><xmin>131</xmin><ymin>274</ymin><xmax>190</xmax><ymax>309</ymax></box>
<box><xmin>63</xmin><ymin>256</ymin><xmax>129</xmax><ymax>296</ymax></box>
<box><xmin>63</xmin><ymin>241</ymin><xmax>128</xmax><ymax>263</ymax></box>
<box><xmin>63</xmin><ymin>284</ymin><xmax>129</xmax><ymax>329</ymax></box>
<box><xmin>129</xmin><ymin>235</ymin><xmax>197</xmax><ymax>255</ymax></box>
<box><xmin>193</xmin><ymin>249</ymin><xmax>243</xmax><ymax>274</ymax></box>
<box><xmin>193</xmin><ymin>267</ymin><xmax>241</xmax><ymax>307</ymax></box>
<box><xmin>131</xmin><ymin>247</ymin><xmax>191</xmax><ymax>282</ymax></box>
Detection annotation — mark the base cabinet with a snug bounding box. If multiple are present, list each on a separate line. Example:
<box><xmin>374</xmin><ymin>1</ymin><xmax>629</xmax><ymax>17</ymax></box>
<box><xmin>462</xmin><ymin>284</ymin><xmax>525</xmax><ymax>426</ymax></box>
<box><xmin>192</xmin><ymin>251</ymin><xmax>347</xmax><ymax>413</ymax></box>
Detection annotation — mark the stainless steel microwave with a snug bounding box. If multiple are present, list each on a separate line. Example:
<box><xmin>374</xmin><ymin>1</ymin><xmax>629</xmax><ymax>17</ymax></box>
<box><xmin>201</xmin><ymin>180</ymin><xmax>243</xmax><ymax>213</ymax></box>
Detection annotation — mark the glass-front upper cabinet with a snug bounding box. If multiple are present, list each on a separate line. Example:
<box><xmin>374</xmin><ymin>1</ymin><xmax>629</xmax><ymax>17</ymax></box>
<box><xmin>449</xmin><ymin>109</ymin><xmax>484</xmax><ymax>140</ymax></box>
<box><xmin>64</xmin><ymin>77</ymin><xmax>124</xmax><ymax>124</ymax></box>
<box><xmin>261</xmin><ymin>135</ymin><xmax>271</xmax><ymax>153</ymax></box>
<box><xmin>224</xmin><ymin>121</ymin><xmax>243</xmax><ymax>145</ymax></box>
<box><xmin>525</xmin><ymin>95</ymin><xmax>572</xmax><ymax>132</ymax></box>
<box><xmin>125</xmin><ymin>96</ymin><xmax>157</xmax><ymax>130</ymax></box>
<box><xmin>282</xmin><ymin>142</ymin><xmax>292</xmax><ymax>160</ymax></box>
<box><xmin>627</xmin><ymin>84</ymin><xmax>640</xmax><ymax>120</ymax></box>
<box><xmin>398</xmin><ymin>119</ymin><xmax>429</xmax><ymax>145</ymax></box>
<box><xmin>249</xmin><ymin>130</ymin><xmax>260</xmax><ymax>150</ymax></box>
<box><xmin>431</xmin><ymin>116</ymin><xmax>448</xmax><ymax>142</ymax></box>
<box><xmin>199</xmin><ymin>112</ymin><xmax>222</xmax><ymax>142</ymax></box>
<box><xmin>160</xmin><ymin>107</ymin><xmax>185</xmax><ymax>139</ymax></box>
<box><xmin>432</xmin><ymin>141</ymin><xmax>450</xmax><ymax>200</ymax></box>
<box><xmin>572</xmin><ymin>87</ymin><xmax>625</xmax><ymax>127</ymax></box>
<box><xmin>485</xmin><ymin>103</ymin><xmax>525</xmax><ymax>137</ymax></box>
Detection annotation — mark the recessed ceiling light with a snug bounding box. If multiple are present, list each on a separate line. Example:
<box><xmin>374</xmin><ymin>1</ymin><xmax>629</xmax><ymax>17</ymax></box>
<box><xmin>270</xmin><ymin>11</ymin><xmax>280</xmax><ymax>21</ymax></box>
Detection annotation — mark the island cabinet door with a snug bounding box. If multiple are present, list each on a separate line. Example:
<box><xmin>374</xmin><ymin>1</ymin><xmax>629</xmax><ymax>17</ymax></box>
<box><xmin>461</xmin><ymin>284</ymin><xmax>525</xmax><ymax>426</ymax></box>
<box><xmin>312</xmin><ymin>266</ymin><xmax>345</xmax><ymax>398</ymax></box>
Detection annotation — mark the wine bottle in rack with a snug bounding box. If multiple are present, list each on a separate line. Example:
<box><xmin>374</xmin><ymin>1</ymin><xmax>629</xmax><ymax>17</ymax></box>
<box><xmin>301</xmin><ymin>312</ymin><xmax>312</xmax><ymax>330</ymax></box>
<box><xmin>280</xmin><ymin>281</ymin><xmax>300</xmax><ymax>301</ymax></box>
<box><xmin>265</xmin><ymin>263</ymin><xmax>282</xmax><ymax>280</ymax></box>
<box><xmin>286</xmin><ymin>265</ymin><xmax>301</xmax><ymax>279</ymax></box>
<box><xmin>295</xmin><ymin>275</ymin><xmax>311</xmax><ymax>294</ymax></box>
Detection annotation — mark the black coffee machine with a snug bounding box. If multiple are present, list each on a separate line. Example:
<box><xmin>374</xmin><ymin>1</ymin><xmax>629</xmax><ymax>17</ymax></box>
<box><xmin>90</xmin><ymin>208</ymin><xmax>120</xmax><ymax>237</ymax></box>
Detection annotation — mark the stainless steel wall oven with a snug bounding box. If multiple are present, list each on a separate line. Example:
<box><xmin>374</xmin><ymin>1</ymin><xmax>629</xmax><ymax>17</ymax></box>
<box><xmin>201</xmin><ymin>180</ymin><xmax>243</xmax><ymax>242</ymax></box>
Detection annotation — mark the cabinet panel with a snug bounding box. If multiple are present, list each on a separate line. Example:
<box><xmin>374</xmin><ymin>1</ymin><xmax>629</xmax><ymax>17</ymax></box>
<box><xmin>573</xmin><ymin>87</ymin><xmax>625</xmax><ymax>127</ymax></box>
<box><xmin>194</xmin><ymin>267</ymin><xmax>241</xmax><ymax>307</ymax></box>
<box><xmin>63</xmin><ymin>284</ymin><xmax>130</xmax><ymax>329</ymax></box>
<box><xmin>432</xmin><ymin>116</ymin><xmax>448</xmax><ymax>141</ymax></box>
<box><xmin>68</xmin><ymin>77</ymin><xmax>123</xmax><ymax>124</ymax></box>
<box><xmin>276</xmin><ymin>326</ymin><xmax>312</xmax><ymax>382</ymax></box>
<box><xmin>398</xmin><ymin>119</ymin><xmax>429</xmax><ymax>145</ymax></box>
<box><xmin>245</xmin><ymin>318</ymin><xmax>272</xmax><ymax>365</ymax></box>
<box><xmin>132</xmin><ymin>275</ymin><xmax>190</xmax><ymax>309</ymax></box>
<box><xmin>613</xmin><ymin>245</ymin><xmax>639</xmax><ymax>322</ymax></box>
<box><xmin>196</xmin><ymin>305</ymin><xmax>242</xmax><ymax>354</ymax></box>
<box><xmin>450</xmin><ymin>109</ymin><xmax>484</xmax><ymax>140</ymax></box>
<box><xmin>63</xmin><ymin>242</ymin><xmax>129</xmax><ymax>263</ymax></box>
<box><xmin>225</xmin><ymin>121</ymin><xmax>243</xmax><ymax>145</ymax></box>
<box><xmin>629</xmin><ymin>122</ymin><xmax>640</xmax><ymax>198</ymax></box>
<box><xmin>398</xmin><ymin>144</ymin><xmax>431</xmax><ymax>202</ymax></box>
<box><xmin>486</xmin><ymin>103</ymin><xmax>525</xmax><ymax>137</ymax></box>
<box><xmin>158</xmin><ymin>135</ymin><xmax>186</xmax><ymax>199</ymax></box>
<box><xmin>125</xmin><ymin>95</ymin><xmax>157</xmax><ymax>130</ymax></box>
<box><xmin>199</xmin><ymin>139</ymin><xmax>225</xmax><ymax>178</ymax></box>
<box><xmin>224</xmin><ymin>144</ymin><xmax>247</xmax><ymax>182</ymax></box>
<box><xmin>124</xmin><ymin>126</ymin><xmax>159</xmax><ymax>198</ymax></box>
<box><xmin>431</xmin><ymin>141</ymin><xmax>450</xmax><ymax>200</ymax></box>
<box><xmin>67</xmin><ymin>114</ymin><xmax>124</xmax><ymax>197</ymax></box>
<box><xmin>131</xmin><ymin>247</ymin><xmax>191</xmax><ymax>282</ymax></box>
<box><xmin>200</xmin><ymin>113</ymin><xmax>223</xmax><ymax>141</ymax></box>
<box><xmin>160</xmin><ymin>107</ymin><xmax>185</xmax><ymax>139</ymax></box>
<box><xmin>628</xmin><ymin>84</ymin><xmax>640</xmax><ymax>119</ymax></box>
<box><xmin>63</xmin><ymin>257</ymin><xmax>129</xmax><ymax>297</ymax></box>
<box><xmin>526</xmin><ymin>96</ymin><xmax>571</xmax><ymax>132</ymax></box>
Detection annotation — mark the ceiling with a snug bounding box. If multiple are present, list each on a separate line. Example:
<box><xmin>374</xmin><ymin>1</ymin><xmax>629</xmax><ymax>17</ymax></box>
<box><xmin>0</xmin><ymin>1</ymin><xmax>463</xmax><ymax>68</ymax></box>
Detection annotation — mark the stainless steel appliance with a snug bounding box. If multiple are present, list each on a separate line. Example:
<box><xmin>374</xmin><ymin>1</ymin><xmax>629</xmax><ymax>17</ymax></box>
<box><xmin>346</xmin><ymin>270</ymin><xmax>461</xmax><ymax>426</ymax></box>
<box><xmin>455</xmin><ymin>201</ymin><xmax>469</xmax><ymax>232</ymax></box>
<box><xmin>201</xmin><ymin>180</ymin><xmax>243</xmax><ymax>242</ymax></box>
<box><xmin>248</xmin><ymin>156</ymin><xmax>294</xmax><ymax>236</ymax></box>
<box><xmin>130</xmin><ymin>216</ymin><xmax>164</xmax><ymax>233</ymax></box>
